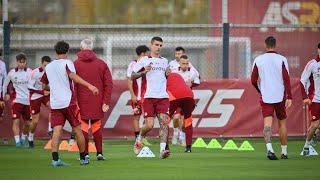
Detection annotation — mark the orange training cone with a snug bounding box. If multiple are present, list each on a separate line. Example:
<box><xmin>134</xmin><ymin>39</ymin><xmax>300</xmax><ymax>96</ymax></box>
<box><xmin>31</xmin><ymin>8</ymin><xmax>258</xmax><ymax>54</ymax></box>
<box><xmin>88</xmin><ymin>142</ymin><xmax>97</xmax><ymax>153</ymax></box>
<box><xmin>44</xmin><ymin>139</ymin><xmax>52</xmax><ymax>150</ymax></box>
<box><xmin>59</xmin><ymin>140</ymin><xmax>69</xmax><ymax>151</ymax></box>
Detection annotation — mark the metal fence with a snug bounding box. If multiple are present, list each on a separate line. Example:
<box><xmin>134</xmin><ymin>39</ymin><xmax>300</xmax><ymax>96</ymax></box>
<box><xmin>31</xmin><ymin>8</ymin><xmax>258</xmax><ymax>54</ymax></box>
<box><xmin>1</xmin><ymin>24</ymin><xmax>319</xmax><ymax>79</ymax></box>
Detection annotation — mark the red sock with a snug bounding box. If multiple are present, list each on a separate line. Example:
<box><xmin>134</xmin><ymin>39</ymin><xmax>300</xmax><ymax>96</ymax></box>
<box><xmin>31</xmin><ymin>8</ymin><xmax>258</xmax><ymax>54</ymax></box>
<box><xmin>185</xmin><ymin>125</ymin><xmax>193</xmax><ymax>146</ymax></box>
<box><xmin>82</xmin><ymin>131</ymin><xmax>89</xmax><ymax>154</ymax></box>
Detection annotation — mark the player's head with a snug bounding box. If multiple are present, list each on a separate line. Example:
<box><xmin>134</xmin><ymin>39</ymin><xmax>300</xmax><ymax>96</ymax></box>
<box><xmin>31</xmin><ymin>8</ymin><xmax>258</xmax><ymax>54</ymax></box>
<box><xmin>150</xmin><ymin>36</ymin><xmax>163</xmax><ymax>56</ymax></box>
<box><xmin>175</xmin><ymin>47</ymin><xmax>185</xmax><ymax>61</ymax></box>
<box><xmin>317</xmin><ymin>43</ymin><xmax>320</xmax><ymax>56</ymax></box>
<box><xmin>179</xmin><ymin>55</ymin><xmax>189</xmax><ymax>72</ymax></box>
<box><xmin>80</xmin><ymin>38</ymin><xmax>94</xmax><ymax>50</ymax></box>
<box><xmin>136</xmin><ymin>45</ymin><xmax>150</xmax><ymax>57</ymax></box>
<box><xmin>265</xmin><ymin>36</ymin><xmax>276</xmax><ymax>50</ymax></box>
<box><xmin>54</xmin><ymin>41</ymin><xmax>69</xmax><ymax>55</ymax></box>
<box><xmin>16</xmin><ymin>53</ymin><xmax>27</xmax><ymax>69</ymax></box>
<box><xmin>41</xmin><ymin>56</ymin><xmax>51</xmax><ymax>69</ymax></box>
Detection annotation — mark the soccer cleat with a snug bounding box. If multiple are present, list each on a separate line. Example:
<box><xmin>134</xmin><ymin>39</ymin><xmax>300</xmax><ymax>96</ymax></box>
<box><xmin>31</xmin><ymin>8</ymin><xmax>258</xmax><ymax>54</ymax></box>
<box><xmin>80</xmin><ymin>157</ymin><xmax>90</xmax><ymax>165</ymax></box>
<box><xmin>21</xmin><ymin>139</ymin><xmax>29</xmax><ymax>147</ymax></box>
<box><xmin>28</xmin><ymin>141</ymin><xmax>34</xmax><ymax>148</ymax></box>
<box><xmin>185</xmin><ymin>145</ymin><xmax>192</xmax><ymax>153</ymax></box>
<box><xmin>134</xmin><ymin>140</ymin><xmax>143</xmax><ymax>155</ymax></box>
<box><xmin>267</xmin><ymin>151</ymin><xmax>278</xmax><ymax>160</ymax></box>
<box><xmin>15</xmin><ymin>142</ymin><xmax>22</xmax><ymax>148</ymax></box>
<box><xmin>142</xmin><ymin>138</ymin><xmax>152</xmax><ymax>146</ymax></box>
<box><xmin>51</xmin><ymin>159</ymin><xmax>69</xmax><ymax>167</ymax></box>
<box><xmin>280</xmin><ymin>154</ymin><xmax>288</xmax><ymax>159</ymax></box>
<box><xmin>97</xmin><ymin>154</ymin><xmax>105</xmax><ymax>161</ymax></box>
<box><xmin>302</xmin><ymin>147</ymin><xmax>310</xmax><ymax>156</ymax></box>
<box><xmin>85</xmin><ymin>154</ymin><xmax>90</xmax><ymax>162</ymax></box>
<box><xmin>160</xmin><ymin>150</ymin><xmax>170</xmax><ymax>159</ymax></box>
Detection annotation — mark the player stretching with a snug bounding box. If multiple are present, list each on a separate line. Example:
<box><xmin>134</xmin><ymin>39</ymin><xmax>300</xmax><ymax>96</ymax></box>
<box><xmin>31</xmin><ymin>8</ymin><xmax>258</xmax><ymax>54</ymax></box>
<box><xmin>41</xmin><ymin>41</ymin><xmax>98</xmax><ymax>166</ymax></box>
<box><xmin>131</xmin><ymin>37</ymin><xmax>171</xmax><ymax>159</ymax></box>
<box><xmin>300</xmin><ymin>43</ymin><xmax>320</xmax><ymax>156</ymax></box>
<box><xmin>251</xmin><ymin>36</ymin><xmax>292</xmax><ymax>160</ymax></box>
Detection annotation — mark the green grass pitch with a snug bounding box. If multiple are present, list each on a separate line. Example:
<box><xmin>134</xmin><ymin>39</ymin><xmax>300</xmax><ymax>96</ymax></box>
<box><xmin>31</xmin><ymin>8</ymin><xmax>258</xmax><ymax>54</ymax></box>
<box><xmin>0</xmin><ymin>139</ymin><xmax>319</xmax><ymax>180</ymax></box>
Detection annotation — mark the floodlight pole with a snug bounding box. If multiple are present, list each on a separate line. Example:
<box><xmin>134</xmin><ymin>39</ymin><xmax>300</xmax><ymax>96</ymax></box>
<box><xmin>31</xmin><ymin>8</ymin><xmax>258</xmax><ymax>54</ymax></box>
<box><xmin>222</xmin><ymin>0</ymin><xmax>229</xmax><ymax>78</ymax></box>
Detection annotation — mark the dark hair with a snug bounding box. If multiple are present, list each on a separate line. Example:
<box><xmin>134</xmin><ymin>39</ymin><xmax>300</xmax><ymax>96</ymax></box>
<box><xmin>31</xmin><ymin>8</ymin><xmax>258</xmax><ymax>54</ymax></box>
<box><xmin>318</xmin><ymin>43</ymin><xmax>320</xmax><ymax>49</ymax></box>
<box><xmin>151</xmin><ymin>36</ymin><xmax>163</xmax><ymax>43</ymax></box>
<box><xmin>136</xmin><ymin>45</ymin><xmax>150</xmax><ymax>56</ymax></box>
<box><xmin>175</xmin><ymin>46</ymin><xmax>185</xmax><ymax>53</ymax></box>
<box><xmin>265</xmin><ymin>36</ymin><xmax>276</xmax><ymax>48</ymax></box>
<box><xmin>54</xmin><ymin>41</ymin><xmax>69</xmax><ymax>55</ymax></box>
<box><xmin>41</xmin><ymin>56</ymin><xmax>52</xmax><ymax>63</ymax></box>
<box><xmin>180</xmin><ymin>55</ymin><xmax>188</xmax><ymax>59</ymax></box>
<box><xmin>16</xmin><ymin>53</ymin><xmax>27</xmax><ymax>61</ymax></box>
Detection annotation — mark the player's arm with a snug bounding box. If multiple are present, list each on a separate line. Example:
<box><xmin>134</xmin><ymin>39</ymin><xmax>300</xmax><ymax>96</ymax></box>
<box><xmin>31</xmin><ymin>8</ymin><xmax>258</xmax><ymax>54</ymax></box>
<box><xmin>250</xmin><ymin>62</ymin><xmax>261</xmax><ymax>94</ymax></box>
<box><xmin>40</xmin><ymin>72</ymin><xmax>50</xmax><ymax>91</ymax></box>
<box><xmin>190</xmin><ymin>70</ymin><xmax>200</xmax><ymax>88</ymax></box>
<box><xmin>28</xmin><ymin>71</ymin><xmax>45</xmax><ymax>95</ymax></box>
<box><xmin>2</xmin><ymin>71</ymin><xmax>12</xmax><ymax>101</ymax></box>
<box><xmin>131</xmin><ymin>58</ymin><xmax>150</xmax><ymax>80</ymax></box>
<box><xmin>282</xmin><ymin>61</ymin><xmax>292</xmax><ymax>100</ymax></box>
<box><xmin>300</xmin><ymin>61</ymin><xmax>313</xmax><ymax>105</ymax></box>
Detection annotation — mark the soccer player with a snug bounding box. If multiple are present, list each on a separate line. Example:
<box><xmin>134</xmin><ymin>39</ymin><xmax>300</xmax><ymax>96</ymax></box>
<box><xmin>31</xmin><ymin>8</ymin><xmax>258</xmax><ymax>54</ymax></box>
<box><xmin>3</xmin><ymin>53</ymin><xmax>32</xmax><ymax>147</ymax></box>
<box><xmin>127</xmin><ymin>45</ymin><xmax>150</xmax><ymax>142</ymax></box>
<box><xmin>41</xmin><ymin>41</ymin><xmax>98</xmax><ymax>166</ymax></box>
<box><xmin>167</xmin><ymin>73</ymin><xmax>195</xmax><ymax>152</ymax></box>
<box><xmin>300</xmin><ymin>42</ymin><xmax>320</xmax><ymax>156</ymax></box>
<box><xmin>0</xmin><ymin>51</ymin><xmax>6</xmax><ymax>126</ymax></box>
<box><xmin>251</xmin><ymin>36</ymin><xmax>292</xmax><ymax>160</ymax></box>
<box><xmin>131</xmin><ymin>37</ymin><xmax>171</xmax><ymax>159</ymax></box>
<box><xmin>74</xmin><ymin>39</ymin><xmax>113</xmax><ymax>161</ymax></box>
<box><xmin>28</xmin><ymin>56</ymin><xmax>51</xmax><ymax>148</ymax></box>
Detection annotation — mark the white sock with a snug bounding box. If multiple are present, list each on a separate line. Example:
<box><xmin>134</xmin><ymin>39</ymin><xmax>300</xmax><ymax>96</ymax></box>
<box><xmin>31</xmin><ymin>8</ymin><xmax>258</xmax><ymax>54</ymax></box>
<box><xmin>160</xmin><ymin>143</ymin><xmax>166</xmax><ymax>152</ymax></box>
<box><xmin>281</xmin><ymin>145</ymin><xmax>287</xmax><ymax>155</ymax></box>
<box><xmin>304</xmin><ymin>140</ymin><xmax>311</xmax><ymax>148</ymax></box>
<box><xmin>48</xmin><ymin>122</ymin><xmax>52</xmax><ymax>132</ymax></box>
<box><xmin>315</xmin><ymin>129</ymin><xmax>320</xmax><ymax>134</ymax></box>
<box><xmin>173</xmin><ymin>128</ymin><xmax>179</xmax><ymax>137</ymax></box>
<box><xmin>14</xmin><ymin>135</ymin><xmax>20</xmax><ymax>143</ymax></box>
<box><xmin>136</xmin><ymin>134</ymin><xmax>142</xmax><ymax>142</ymax></box>
<box><xmin>28</xmin><ymin>132</ymin><xmax>34</xmax><ymax>141</ymax></box>
<box><xmin>21</xmin><ymin>134</ymin><xmax>27</xmax><ymax>141</ymax></box>
<box><xmin>179</xmin><ymin>131</ymin><xmax>186</xmax><ymax>140</ymax></box>
<box><xmin>266</xmin><ymin>143</ymin><xmax>274</xmax><ymax>153</ymax></box>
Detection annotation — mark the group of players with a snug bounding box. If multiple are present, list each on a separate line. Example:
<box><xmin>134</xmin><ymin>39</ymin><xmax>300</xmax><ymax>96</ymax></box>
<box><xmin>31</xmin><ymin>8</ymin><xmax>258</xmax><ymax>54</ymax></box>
<box><xmin>0</xmin><ymin>35</ymin><xmax>319</xmax><ymax>165</ymax></box>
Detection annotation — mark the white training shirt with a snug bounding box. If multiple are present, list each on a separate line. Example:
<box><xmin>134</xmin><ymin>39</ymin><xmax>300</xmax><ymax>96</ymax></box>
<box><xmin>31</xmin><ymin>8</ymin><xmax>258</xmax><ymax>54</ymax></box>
<box><xmin>42</xmin><ymin>59</ymin><xmax>76</xmax><ymax>109</ymax></box>
<box><xmin>300</xmin><ymin>58</ymin><xmax>320</xmax><ymax>103</ymax></box>
<box><xmin>0</xmin><ymin>60</ymin><xmax>7</xmax><ymax>99</ymax></box>
<box><xmin>132</xmin><ymin>56</ymin><xmax>169</xmax><ymax>99</ymax></box>
<box><xmin>252</xmin><ymin>52</ymin><xmax>289</xmax><ymax>103</ymax></box>
<box><xmin>3</xmin><ymin>68</ymin><xmax>32</xmax><ymax>105</ymax></box>
<box><xmin>174</xmin><ymin>68</ymin><xmax>200</xmax><ymax>87</ymax></box>
<box><xmin>28</xmin><ymin>67</ymin><xmax>45</xmax><ymax>100</ymax></box>
<box><xmin>127</xmin><ymin>60</ymin><xmax>143</xmax><ymax>100</ymax></box>
<box><xmin>169</xmin><ymin>59</ymin><xmax>200</xmax><ymax>80</ymax></box>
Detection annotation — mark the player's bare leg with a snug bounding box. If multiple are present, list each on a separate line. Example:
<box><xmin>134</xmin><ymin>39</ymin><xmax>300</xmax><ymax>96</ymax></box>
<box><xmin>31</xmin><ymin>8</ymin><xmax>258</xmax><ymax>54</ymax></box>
<box><xmin>303</xmin><ymin>119</ymin><xmax>320</xmax><ymax>156</ymax></box>
<box><xmin>133</xmin><ymin>115</ymin><xmax>140</xmax><ymax>140</ymax></box>
<box><xmin>29</xmin><ymin>113</ymin><xmax>40</xmax><ymax>148</ymax></box>
<box><xmin>51</xmin><ymin>125</ymin><xmax>68</xmax><ymax>166</ymax></box>
<box><xmin>134</xmin><ymin>117</ymin><xmax>154</xmax><ymax>154</ymax></box>
<box><xmin>263</xmin><ymin>116</ymin><xmax>278</xmax><ymax>160</ymax></box>
<box><xmin>73</xmin><ymin>125</ymin><xmax>89</xmax><ymax>165</ymax></box>
<box><xmin>179</xmin><ymin>115</ymin><xmax>186</xmax><ymax>146</ymax></box>
<box><xmin>172</xmin><ymin>113</ymin><xmax>181</xmax><ymax>145</ymax></box>
<box><xmin>12</xmin><ymin>118</ymin><xmax>21</xmax><ymax>147</ymax></box>
<box><xmin>278</xmin><ymin>119</ymin><xmax>288</xmax><ymax>159</ymax></box>
<box><xmin>158</xmin><ymin>113</ymin><xmax>170</xmax><ymax>159</ymax></box>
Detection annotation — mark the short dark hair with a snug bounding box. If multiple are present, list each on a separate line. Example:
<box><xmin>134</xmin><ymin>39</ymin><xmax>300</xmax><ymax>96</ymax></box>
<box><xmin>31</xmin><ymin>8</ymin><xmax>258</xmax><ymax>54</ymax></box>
<box><xmin>180</xmin><ymin>55</ymin><xmax>188</xmax><ymax>59</ymax></box>
<box><xmin>136</xmin><ymin>45</ymin><xmax>150</xmax><ymax>56</ymax></box>
<box><xmin>265</xmin><ymin>36</ymin><xmax>276</xmax><ymax>48</ymax></box>
<box><xmin>54</xmin><ymin>41</ymin><xmax>69</xmax><ymax>55</ymax></box>
<box><xmin>16</xmin><ymin>53</ymin><xmax>27</xmax><ymax>61</ymax></box>
<box><xmin>318</xmin><ymin>43</ymin><xmax>320</xmax><ymax>49</ymax></box>
<box><xmin>41</xmin><ymin>56</ymin><xmax>52</xmax><ymax>63</ymax></box>
<box><xmin>151</xmin><ymin>36</ymin><xmax>163</xmax><ymax>43</ymax></box>
<box><xmin>175</xmin><ymin>47</ymin><xmax>185</xmax><ymax>53</ymax></box>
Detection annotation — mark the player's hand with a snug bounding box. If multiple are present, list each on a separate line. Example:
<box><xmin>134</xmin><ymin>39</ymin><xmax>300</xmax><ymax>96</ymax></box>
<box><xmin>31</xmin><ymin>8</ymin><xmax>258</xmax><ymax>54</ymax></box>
<box><xmin>102</xmin><ymin>104</ymin><xmax>109</xmax><ymax>112</ymax></box>
<box><xmin>4</xmin><ymin>94</ymin><xmax>10</xmax><ymax>101</ymax></box>
<box><xmin>0</xmin><ymin>101</ymin><xmax>5</xmax><ymax>108</ymax></box>
<box><xmin>285</xmin><ymin>99</ymin><xmax>292</xmax><ymax>109</ymax></box>
<box><xmin>131</xmin><ymin>95</ymin><xmax>137</xmax><ymax>104</ymax></box>
<box><xmin>165</xmin><ymin>67</ymin><xmax>171</xmax><ymax>76</ymax></box>
<box><xmin>88</xmin><ymin>85</ymin><xmax>99</xmax><ymax>95</ymax></box>
<box><xmin>44</xmin><ymin>90</ymin><xmax>50</xmax><ymax>96</ymax></box>
<box><xmin>144</xmin><ymin>64</ymin><xmax>152</xmax><ymax>73</ymax></box>
<box><xmin>303</xmin><ymin>98</ymin><xmax>311</xmax><ymax>105</ymax></box>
